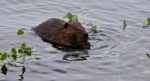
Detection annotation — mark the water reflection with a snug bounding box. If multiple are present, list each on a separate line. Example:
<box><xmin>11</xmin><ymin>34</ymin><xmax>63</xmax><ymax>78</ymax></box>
<box><xmin>18</xmin><ymin>66</ymin><xmax>26</xmax><ymax>81</ymax></box>
<box><xmin>88</xmin><ymin>28</ymin><xmax>120</xmax><ymax>50</ymax></box>
<box><xmin>62</xmin><ymin>50</ymin><xmax>89</xmax><ymax>61</ymax></box>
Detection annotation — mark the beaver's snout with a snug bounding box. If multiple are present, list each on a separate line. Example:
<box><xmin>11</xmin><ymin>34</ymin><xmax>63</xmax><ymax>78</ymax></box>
<box><xmin>82</xmin><ymin>42</ymin><xmax>90</xmax><ymax>49</ymax></box>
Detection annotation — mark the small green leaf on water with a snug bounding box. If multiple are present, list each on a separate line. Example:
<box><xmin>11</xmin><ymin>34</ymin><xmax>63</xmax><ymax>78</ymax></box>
<box><xmin>143</xmin><ymin>18</ymin><xmax>150</xmax><ymax>28</ymax></box>
<box><xmin>91</xmin><ymin>24</ymin><xmax>97</xmax><ymax>33</ymax></box>
<box><xmin>66</xmin><ymin>12</ymin><xmax>73</xmax><ymax>20</ymax></box>
<box><xmin>21</xmin><ymin>42</ymin><xmax>27</xmax><ymax>50</ymax></box>
<box><xmin>123</xmin><ymin>19</ymin><xmax>127</xmax><ymax>32</ymax></box>
<box><xmin>72</xmin><ymin>15</ymin><xmax>78</xmax><ymax>22</ymax></box>
<box><xmin>147</xmin><ymin>18</ymin><xmax>150</xmax><ymax>26</ymax></box>
<box><xmin>65</xmin><ymin>12</ymin><xmax>78</xmax><ymax>22</ymax></box>
<box><xmin>11</xmin><ymin>48</ymin><xmax>17</xmax><ymax>55</ymax></box>
<box><xmin>18</xmin><ymin>49</ymin><xmax>23</xmax><ymax>53</ymax></box>
<box><xmin>11</xmin><ymin>48</ymin><xmax>17</xmax><ymax>60</ymax></box>
<box><xmin>25</xmin><ymin>48</ymin><xmax>32</xmax><ymax>56</ymax></box>
<box><xmin>0</xmin><ymin>52</ymin><xmax>7</xmax><ymax>60</ymax></box>
<box><xmin>17</xmin><ymin>28</ymin><xmax>24</xmax><ymax>36</ymax></box>
<box><xmin>11</xmin><ymin>54</ymin><xmax>17</xmax><ymax>61</ymax></box>
<box><xmin>1</xmin><ymin>64</ymin><xmax>8</xmax><ymax>75</ymax></box>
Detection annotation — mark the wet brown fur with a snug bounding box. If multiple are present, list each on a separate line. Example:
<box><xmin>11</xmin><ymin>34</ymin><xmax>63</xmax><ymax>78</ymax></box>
<box><xmin>33</xmin><ymin>18</ymin><xmax>90</xmax><ymax>49</ymax></box>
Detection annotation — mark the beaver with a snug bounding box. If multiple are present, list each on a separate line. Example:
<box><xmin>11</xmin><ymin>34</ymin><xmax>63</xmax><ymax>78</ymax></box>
<box><xmin>33</xmin><ymin>18</ymin><xmax>90</xmax><ymax>49</ymax></box>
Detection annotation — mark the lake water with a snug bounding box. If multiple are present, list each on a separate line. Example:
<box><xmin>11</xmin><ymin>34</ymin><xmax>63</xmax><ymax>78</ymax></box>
<box><xmin>0</xmin><ymin>0</ymin><xmax>150</xmax><ymax>81</ymax></box>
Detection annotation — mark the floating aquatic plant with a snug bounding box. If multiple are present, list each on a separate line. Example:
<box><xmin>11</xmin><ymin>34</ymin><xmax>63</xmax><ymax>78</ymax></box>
<box><xmin>64</xmin><ymin>12</ymin><xmax>78</xmax><ymax>22</ymax></box>
<box><xmin>91</xmin><ymin>24</ymin><xmax>97</xmax><ymax>33</ymax></box>
<box><xmin>147</xmin><ymin>18</ymin><xmax>150</xmax><ymax>26</ymax></box>
<box><xmin>0</xmin><ymin>43</ymin><xmax>33</xmax><ymax>75</ymax></box>
<box><xmin>143</xmin><ymin>18</ymin><xmax>150</xmax><ymax>28</ymax></box>
<box><xmin>17</xmin><ymin>28</ymin><xmax>24</xmax><ymax>36</ymax></box>
<box><xmin>0</xmin><ymin>29</ymin><xmax>35</xmax><ymax>75</ymax></box>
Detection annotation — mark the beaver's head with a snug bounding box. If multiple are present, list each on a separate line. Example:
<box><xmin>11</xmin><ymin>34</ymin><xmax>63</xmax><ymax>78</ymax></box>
<box><xmin>61</xmin><ymin>21</ymin><xmax>90</xmax><ymax>49</ymax></box>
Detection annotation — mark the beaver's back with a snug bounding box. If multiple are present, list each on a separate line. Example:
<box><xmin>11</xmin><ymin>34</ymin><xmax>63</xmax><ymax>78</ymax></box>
<box><xmin>33</xmin><ymin>18</ymin><xmax>66</xmax><ymax>40</ymax></box>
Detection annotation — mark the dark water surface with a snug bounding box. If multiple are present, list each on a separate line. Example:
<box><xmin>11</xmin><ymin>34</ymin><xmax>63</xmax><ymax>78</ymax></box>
<box><xmin>0</xmin><ymin>0</ymin><xmax>150</xmax><ymax>81</ymax></box>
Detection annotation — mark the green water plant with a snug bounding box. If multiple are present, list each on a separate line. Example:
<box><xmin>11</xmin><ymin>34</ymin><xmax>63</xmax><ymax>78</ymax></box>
<box><xmin>0</xmin><ymin>29</ymin><xmax>34</xmax><ymax>75</ymax></box>
<box><xmin>91</xmin><ymin>24</ymin><xmax>97</xmax><ymax>33</ymax></box>
<box><xmin>123</xmin><ymin>19</ymin><xmax>127</xmax><ymax>32</ymax></box>
<box><xmin>64</xmin><ymin>12</ymin><xmax>78</xmax><ymax>22</ymax></box>
<box><xmin>17</xmin><ymin>28</ymin><xmax>24</xmax><ymax>36</ymax></box>
<box><xmin>147</xmin><ymin>18</ymin><xmax>150</xmax><ymax>26</ymax></box>
<box><xmin>143</xmin><ymin>18</ymin><xmax>150</xmax><ymax>28</ymax></box>
<box><xmin>0</xmin><ymin>43</ymin><xmax>33</xmax><ymax>75</ymax></box>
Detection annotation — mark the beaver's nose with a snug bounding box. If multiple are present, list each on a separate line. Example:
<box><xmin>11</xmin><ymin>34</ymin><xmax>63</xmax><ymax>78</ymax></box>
<box><xmin>82</xmin><ymin>42</ymin><xmax>90</xmax><ymax>49</ymax></box>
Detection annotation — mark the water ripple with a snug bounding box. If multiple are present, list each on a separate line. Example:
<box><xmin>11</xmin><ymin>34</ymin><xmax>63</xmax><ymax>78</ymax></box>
<box><xmin>89</xmin><ymin>28</ymin><xmax>120</xmax><ymax>50</ymax></box>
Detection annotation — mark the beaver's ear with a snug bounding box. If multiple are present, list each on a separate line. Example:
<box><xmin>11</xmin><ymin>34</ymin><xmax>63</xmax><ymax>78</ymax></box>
<box><xmin>64</xmin><ymin>22</ymin><xmax>69</xmax><ymax>28</ymax></box>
